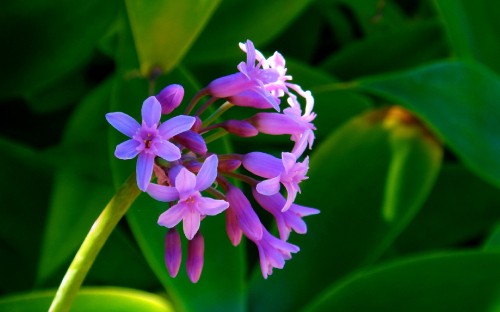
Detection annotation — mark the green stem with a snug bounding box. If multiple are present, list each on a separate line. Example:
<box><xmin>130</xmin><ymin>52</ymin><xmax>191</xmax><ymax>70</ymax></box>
<box><xmin>49</xmin><ymin>174</ymin><xmax>141</xmax><ymax>312</ymax></box>
<box><xmin>203</xmin><ymin>101</ymin><xmax>233</xmax><ymax>127</ymax></box>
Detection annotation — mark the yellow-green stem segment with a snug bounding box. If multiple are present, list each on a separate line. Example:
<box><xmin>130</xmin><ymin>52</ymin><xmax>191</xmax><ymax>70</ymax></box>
<box><xmin>49</xmin><ymin>174</ymin><xmax>141</xmax><ymax>312</ymax></box>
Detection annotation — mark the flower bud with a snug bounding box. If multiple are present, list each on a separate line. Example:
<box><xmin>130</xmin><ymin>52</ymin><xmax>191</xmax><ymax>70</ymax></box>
<box><xmin>226</xmin><ymin>186</ymin><xmax>263</xmax><ymax>240</ymax></box>
<box><xmin>226</xmin><ymin>208</ymin><xmax>242</xmax><ymax>246</ymax></box>
<box><xmin>164</xmin><ymin>228</ymin><xmax>182</xmax><ymax>277</ymax></box>
<box><xmin>174</xmin><ymin>130</ymin><xmax>207</xmax><ymax>155</ymax></box>
<box><xmin>218</xmin><ymin>159</ymin><xmax>241</xmax><ymax>172</ymax></box>
<box><xmin>156</xmin><ymin>84</ymin><xmax>184</xmax><ymax>115</ymax></box>
<box><xmin>228</xmin><ymin>90</ymin><xmax>277</xmax><ymax>109</ymax></box>
<box><xmin>221</xmin><ymin>120</ymin><xmax>258</xmax><ymax>137</ymax></box>
<box><xmin>186</xmin><ymin>232</ymin><xmax>204</xmax><ymax>283</ymax></box>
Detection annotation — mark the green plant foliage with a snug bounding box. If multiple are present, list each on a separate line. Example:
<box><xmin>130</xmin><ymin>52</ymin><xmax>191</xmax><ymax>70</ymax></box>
<box><xmin>2</xmin><ymin>1</ymin><xmax>500</xmax><ymax>312</ymax></box>
<box><xmin>305</xmin><ymin>251</ymin><xmax>500</xmax><ymax>312</ymax></box>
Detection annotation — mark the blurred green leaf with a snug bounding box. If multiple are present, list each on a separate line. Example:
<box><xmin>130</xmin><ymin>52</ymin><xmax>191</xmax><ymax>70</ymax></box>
<box><xmin>393</xmin><ymin>164</ymin><xmax>500</xmax><ymax>255</ymax></box>
<box><xmin>249</xmin><ymin>107</ymin><xmax>442</xmax><ymax>312</ymax></box>
<box><xmin>321</xmin><ymin>20</ymin><xmax>447</xmax><ymax>80</ymax></box>
<box><xmin>184</xmin><ymin>0</ymin><xmax>315</xmax><ymax>64</ymax></box>
<box><xmin>435</xmin><ymin>0</ymin><xmax>500</xmax><ymax>73</ymax></box>
<box><xmin>37</xmin><ymin>78</ymin><xmax>115</xmax><ymax>284</ymax></box>
<box><xmin>125</xmin><ymin>0</ymin><xmax>221</xmax><ymax>75</ymax></box>
<box><xmin>358</xmin><ymin>61</ymin><xmax>500</xmax><ymax>188</ymax></box>
<box><xmin>0</xmin><ymin>287</ymin><xmax>174</xmax><ymax>312</ymax></box>
<box><xmin>0</xmin><ymin>139</ymin><xmax>52</xmax><ymax>293</ymax></box>
<box><xmin>305</xmin><ymin>251</ymin><xmax>500</xmax><ymax>312</ymax></box>
<box><xmin>483</xmin><ymin>223</ymin><xmax>500</xmax><ymax>251</ymax></box>
<box><xmin>0</xmin><ymin>0</ymin><xmax>119</xmax><ymax>99</ymax></box>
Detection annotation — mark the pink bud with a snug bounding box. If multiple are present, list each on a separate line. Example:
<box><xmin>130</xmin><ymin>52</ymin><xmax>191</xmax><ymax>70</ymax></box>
<box><xmin>218</xmin><ymin>159</ymin><xmax>242</xmax><ymax>172</ymax></box>
<box><xmin>221</xmin><ymin>120</ymin><xmax>258</xmax><ymax>137</ymax></box>
<box><xmin>226</xmin><ymin>208</ymin><xmax>242</xmax><ymax>246</ymax></box>
<box><xmin>164</xmin><ymin>228</ymin><xmax>182</xmax><ymax>277</ymax></box>
<box><xmin>173</xmin><ymin>130</ymin><xmax>207</xmax><ymax>155</ymax></box>
<box><xmin>156</xmin><ymin>84</ymin><xmax>184</xmax><ymax>115</ymax></box>
<box><xmin>192</xmin><ymin>116</ymin><xmax>203</xmax><ymax>132</ymax></box>
<box><xmin>186</xmin><ymin>232</ymin><xmax>204</xmax><ymax>283</ymax></box>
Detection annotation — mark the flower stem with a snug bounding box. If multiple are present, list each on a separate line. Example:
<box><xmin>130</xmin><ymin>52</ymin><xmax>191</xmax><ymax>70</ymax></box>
<box><xmin>49</xmin><ymin>173</ymin><xmax>141</xmax><ymax>312</ymax></box>
<box><xmin>202</xmin><ymin>101</ymin><xmax>234</xmax><ymax>127</ymax></box>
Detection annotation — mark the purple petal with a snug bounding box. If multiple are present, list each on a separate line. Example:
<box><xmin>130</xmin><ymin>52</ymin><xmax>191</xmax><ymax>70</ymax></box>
<box><xmin>106</xmin><ymin>112</ymin><xmax>140</xmax><ymax>137</ymax></box>
<box><xmin>158</xmin><ymin>115</ymin><xmax>195</xmax><ymax>139</ymax></box>
<box><xmin>282</xmin><ymin>183</ymin><xmax>298</xmax><ymax>212</ymax></box>
<box><xmin>158</xmin><ymin>202</ymin><xmax>186</xmax><ymax>228</ymax></box>
<box><xmin>173</xmin><ymin>131</ymin><xmax>207</xmax><ymax>155</ymax></box>
<box><xmin>186</xmin><ymin>233</ymin><xmax>204</xmax><ymax>283</ymax></box>
<box><xmin>281</xmin><ymin>152</ymin><xmax>297</xmax><ymax>173</ymax></box>
<box><xmin>195</xmin><ymin>155</ymin><xmax>218</xmax><ymax>191</ymax></box>
<box><xmin>136</xmin><ymin>152</ymin><xmax>155</xmax><ymax>191</ymax></box>
<box><xmin>243</xmin><ymin>152</ymin><xmax>283</xmax><ymax>178</ymax></box>
<box><xmin>175</xmin><ymin>168</ymin><xmax>197</xmax><ymax>199</ymax></box>
<box><xmin>114</xmin><ymin>139</ymin><xmax>141</xmax><ymax>159</ymax></box>
<box><xmin>146</xmin><ymin>183</ymin><xmax>179</xmax><ymax>202</ymax></box>
<box><xmin>197</xmin><ymin>197</ymin><xmax>229</xmax><ymax>215</ymax></box>
<box><xmin>226</xmin><ymin>187</ymin><xmax>263</xmax><ymax>240</ymax></box>
<box><xmin>155</xmin><ymin>140</ymin><xmax>181</xmax><ymax>161</ymax></box>
<box><xmin>245</xmin><ymin>40</ymin><xmax>256</xmax><ymax>68</ymax></box>
<box><xmin>206</xmin><ymin>73</ymin><xmax>256</xmax><ymax>98</ymax></box>
<box><xmin>256</xmin><ymin>176</ymin><xmax>281</xmax><ymax>196</ymax></box>
<box><xmin>156</xmin><ymin>84</ymin><xmax>184</xmax><ymax>115</ymax></box>
<box><xmin>183</xmin><ymin>211</ymin><xmax>201</xmax><ymax>240</ymax></box>
<box><xmin>250</xmin><ymin>112</ymin><xmax>302</xmax><ymax>135</ymax></box>
<box><xmin>164</xmin><ymin>228</ymin><xmax>182</xmax><ymax>277</ymax></box>
<box><xmin>292</xmin><ymin>203</ymin><xmax>320</xmax><ymax>217</ymax></box>
<box><xmin>141</xmin><ymin>96</ymin><xmax>162</xmax><ymax>127</ymax></box>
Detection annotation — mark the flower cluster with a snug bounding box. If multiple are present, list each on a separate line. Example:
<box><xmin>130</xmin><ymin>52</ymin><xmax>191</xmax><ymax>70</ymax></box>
<box><xmin>106</xmin><ymin>40</ymin><xmax>319</xmax><ymax>282</ymax></box>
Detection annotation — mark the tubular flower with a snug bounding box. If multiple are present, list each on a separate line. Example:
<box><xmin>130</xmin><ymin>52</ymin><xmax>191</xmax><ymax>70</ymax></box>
<box><xmin>106</xmin><ymin>39</ymin><xmax>318</xmax><ymax>282</ymax></box>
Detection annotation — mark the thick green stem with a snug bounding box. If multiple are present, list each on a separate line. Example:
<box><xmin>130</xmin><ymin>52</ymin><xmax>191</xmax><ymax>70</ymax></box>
<box><xmin>49</xmin><ymin>174</ymin><xmax>141</xmax><ymax>312</ymax></box>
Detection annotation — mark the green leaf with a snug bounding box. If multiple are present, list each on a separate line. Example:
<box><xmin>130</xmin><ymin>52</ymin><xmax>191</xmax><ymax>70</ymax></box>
<box><xmin>435</xmin><ymin>0</ymin><xmax>500</xmax><ymax>73</ymax></box>
<box><xmin>393</xmin><ymin>164</ymin><xmax>500</xmax><ymax>255</ymax></box>
<box><xmin>0</xmin><ymin>139</ymin><xmax>52</xmax><ymax>293</ymax></box>
<box><xmin>184</xmin><ymin>0</ymin><xmax>315</xmax><ymax>64</ymax></box>
<box><xmin>358</xmin><ymin>61</ymin><xmax>500</xmax><ymax>188</ymax></box>
<box><xmin>36</xmin><ymin>78</ymin><xmax>115</xmax><ymax>284</ymax></box>
<box><xmin>0</xmin><ymin>0</ymin><xmax>120</xmax><ymax>99</ymax></box>
<box><xmin>321</xmin><ymin>20</ymin><xmax>447</xmax><ymax>80</ymax></box>
<box><xmin>249</xmin><ymin>107</ymin><xmax>443</xmax><ymax>312</ymax></box>
<box><xmin>483</xmin><ymin>223</ymin><xmax>500</xmax><ymax>251</ymax></box>
<box><xmin>0</xmin><ymin>287</ymin><xmax>174</xmax><ymax>312</ymax></box>
<box><xmin>305</xmin><ymin>251</ymin><xmax>500</xmax><ymax>312</ymax></box>
<box><xmin>110</xmin><ymin>68</ymin><xmax>245</xmax><ymax>312</ymax></box>
<box><xmin>125</xmin><ymin>0</ymin><xmax>221</xmax><ymax>75</ymax></box>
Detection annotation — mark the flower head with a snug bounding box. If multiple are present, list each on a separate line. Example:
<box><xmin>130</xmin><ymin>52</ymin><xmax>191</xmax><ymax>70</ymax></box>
<box><xmin>106</xmin><ymin>96</ymin><xmax>195</xmax><ymax>191</ymax></box>
<box><xmin>147</xmin><ymin>155</ymin><xmax>229</xmax><ymax>239</ymax></box>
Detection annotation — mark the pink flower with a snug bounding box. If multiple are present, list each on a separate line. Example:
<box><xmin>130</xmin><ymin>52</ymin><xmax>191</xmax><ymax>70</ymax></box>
<box><xmin>147</xmin><ymin>155</ymin><xmax>229</xmax><ymax>239</ymax></box>
<box><xmin>243</xmin><ymin>152</ymin><xmax>309</xmax><ymax>211</ymax></box>
<box><xmin>106</xmin><ymin>96</ymin><xmax>195</xmax><ymax>191</ymax></box>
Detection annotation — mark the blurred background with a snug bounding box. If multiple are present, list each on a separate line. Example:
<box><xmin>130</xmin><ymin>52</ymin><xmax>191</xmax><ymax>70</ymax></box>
<box><xmin>1</xmin><ymin>0</ymin><xmax>500</xmax><ymax>311</ymax></box>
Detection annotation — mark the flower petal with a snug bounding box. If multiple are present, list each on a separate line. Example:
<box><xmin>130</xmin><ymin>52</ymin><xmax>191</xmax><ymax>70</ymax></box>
<box><xmin>281</xmin><ymin>152</ymin><xmax>297</xmax><ymax>172</ymax></box>
<box><xmin>282</xmin><ymin>183</ymin><xmax>298</xmax><ymax>212</ymax></box>
<box><xmin>136</xmin><ymin>152</ymin><xmax>155</xmax><ymax>191</ymax></box>
<box><xmin>158</xmin><ymin>115</ymin><xmax>195</xmax><ymax>139</ymax></box>
<box><xmin>106</xmin><ymin>112</ymin><xmax>140</xmax><ymax>137</ymax></box>
<box><xmin>158</xmin><ymin>202</ymin><xmax>186</xmax><ymax>228</ymax></box>
<box><xmin>195</xmin><ymin>155</ymin><xmax>218</xmax><ymax>191</ymax></box>
<box><xmin>186</xmin><ymin>233</ymin><xmax>204</xmax><ymax>283</ymax></box>
<box><xmin>141</xmin><ymin>96</ymin><xmax>162</xmax><ymax>127</ymax></box>
<box><xmin>183</xmin><ymin>210</ymin><xmax>201</xmax><ymax>240</ymax></box>
<box><xmin>155</xmin><ymin>140</ymin><xmax>181</xmax><ymax>161</ymax></box>
<box><xmin>114</xmin><ymin>139</ymin><xmax>141</xmax><ymax>159</ymax></box>
<box><xmin>146</xmin><ymin>183</ymin><xmax>179</xmax><ymax>202</ymax></box>
<box><xmin>256</xmin><ymin>176</ymin><xmax>281</xmax><ymax>196</ymax></box>
<box><xmin>243</xmin><ymin>152</ymin><xmax>282</xmax><ymax>178</ymax></box>
<box><xmin>164</xmin><ymin>228</ymin><xmax>182</xmax><ymax>277</ymax></box>
<box><xmin>175</xmin><ymin>167</ymin><xmax>197</xmax><ymax>199</ymax></box>
<box><xmin>197</xmin><ymin>197</ymin><xmax>229</xmax><ymax>216</ymax></box>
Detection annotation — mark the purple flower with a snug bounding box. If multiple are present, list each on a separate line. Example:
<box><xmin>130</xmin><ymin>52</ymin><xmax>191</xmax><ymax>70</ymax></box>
<box><xmin>156</xmin><ymin>84</ymin><xmax>184</xmax><ymax>115</ymax></box>
<box><xmin>253</xmin><ymin>228</ymin><xmax>299</xmax><ymax>279</ymax></box>
<box><xmin>106</xmin><ymin>96</ymin><xmax>195</xmax><ymax>191</ymax></box>
<box><xmin>243</xmin><ymin>152</ymin><xmax>309</xmax><ymax>211</ymax></box>
<box><xmin>164</xmin><ymin>228</ymin><xmax>182</xmax><ymax>277</ymax></box>
<box><xmin>253</xmin><ymin>190</ymin><xmax>319</xmax><ymax>240</ymax></box>
<box><xmin>147</xmin><ymin>155</ymin><xmax>229</xmax><ymax>240</ymax></box>
<box><xmin>206</xmin><ymin>40</ymin><xmax>280</xmax><ymax>111</ymax></box>
<box><xmin>225</xmin><ymin>185</ymin><xmax>263</xmax><ymax>241</ymax></box>
<box><xmin>187</xmin><ymin>232</ymin><xmax>204</xmax><ymax>283</ymax></box>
